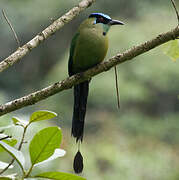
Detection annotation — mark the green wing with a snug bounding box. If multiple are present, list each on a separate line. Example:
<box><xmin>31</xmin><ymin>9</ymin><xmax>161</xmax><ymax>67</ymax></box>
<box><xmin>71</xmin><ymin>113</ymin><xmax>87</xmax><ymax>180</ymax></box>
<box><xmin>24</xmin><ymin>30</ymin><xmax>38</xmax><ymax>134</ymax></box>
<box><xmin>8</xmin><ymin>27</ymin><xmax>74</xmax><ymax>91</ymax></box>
<box><xmin>68</xmin><ymin>32</ymin><xmax>80</xmax><ymax>76</ymax></box>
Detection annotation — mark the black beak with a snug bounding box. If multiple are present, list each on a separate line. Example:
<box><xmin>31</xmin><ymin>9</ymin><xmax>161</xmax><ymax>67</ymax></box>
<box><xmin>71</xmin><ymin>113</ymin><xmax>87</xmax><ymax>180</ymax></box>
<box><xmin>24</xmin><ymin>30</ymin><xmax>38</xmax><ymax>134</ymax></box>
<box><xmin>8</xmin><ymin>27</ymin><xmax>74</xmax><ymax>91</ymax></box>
<box><xmin>109</xmin><ymin>19</ymin><xmax>124</xmax><ymax>25</ymax></box>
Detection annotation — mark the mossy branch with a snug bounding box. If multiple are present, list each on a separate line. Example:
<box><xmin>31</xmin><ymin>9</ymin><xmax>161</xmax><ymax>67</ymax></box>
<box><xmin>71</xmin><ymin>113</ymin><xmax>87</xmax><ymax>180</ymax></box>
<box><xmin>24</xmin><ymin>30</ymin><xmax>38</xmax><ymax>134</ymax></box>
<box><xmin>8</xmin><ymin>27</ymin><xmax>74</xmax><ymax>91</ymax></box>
<box><xmin>0</xmin><ymin>25</ymin><xmax>179</xmax><ymax>117</ymax></box>
<box><xmin>0</xmin><ymin>0</ymin><xmax>95</xmax><ymax>73</ymax></box>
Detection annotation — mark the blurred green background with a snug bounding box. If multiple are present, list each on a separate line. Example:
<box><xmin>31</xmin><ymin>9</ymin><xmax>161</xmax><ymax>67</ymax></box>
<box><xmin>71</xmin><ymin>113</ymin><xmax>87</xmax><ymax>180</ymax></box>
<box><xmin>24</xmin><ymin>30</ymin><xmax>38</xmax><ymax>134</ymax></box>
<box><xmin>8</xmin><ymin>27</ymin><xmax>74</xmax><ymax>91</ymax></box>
<box><xmin>1</xmin><ymin>0</ymin><xmax>179</xmax><ymax>179</ymax></box>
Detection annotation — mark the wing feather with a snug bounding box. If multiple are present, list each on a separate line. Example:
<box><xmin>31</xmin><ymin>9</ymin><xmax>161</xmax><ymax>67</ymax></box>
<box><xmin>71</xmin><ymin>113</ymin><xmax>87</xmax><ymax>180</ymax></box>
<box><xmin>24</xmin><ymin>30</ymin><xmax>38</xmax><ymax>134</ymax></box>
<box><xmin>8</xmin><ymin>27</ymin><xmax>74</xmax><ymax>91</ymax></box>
<box><xmin>68</xmin><ymin>32</ymin><xmax>80</xmax><ymax>76</ymax></box>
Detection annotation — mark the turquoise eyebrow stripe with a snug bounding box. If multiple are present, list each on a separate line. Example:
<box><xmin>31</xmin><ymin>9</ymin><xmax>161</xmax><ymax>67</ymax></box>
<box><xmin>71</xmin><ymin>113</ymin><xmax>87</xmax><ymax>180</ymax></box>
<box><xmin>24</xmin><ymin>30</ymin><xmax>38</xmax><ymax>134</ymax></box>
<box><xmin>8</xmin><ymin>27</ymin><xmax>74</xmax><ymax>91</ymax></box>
<box><xmin>90</xmin><ymin>13</ymin><xmax>111</xmax><ymax>20</ymax></box>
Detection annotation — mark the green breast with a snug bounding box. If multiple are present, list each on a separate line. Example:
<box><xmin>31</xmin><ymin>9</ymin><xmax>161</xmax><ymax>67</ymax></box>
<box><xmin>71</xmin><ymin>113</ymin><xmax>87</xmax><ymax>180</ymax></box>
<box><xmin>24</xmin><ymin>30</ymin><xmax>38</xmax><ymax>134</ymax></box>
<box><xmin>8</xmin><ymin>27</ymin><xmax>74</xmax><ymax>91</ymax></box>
<box><xmin>72</xmin><ymin>19</ymin><xmax>108</xmax><ymax>73</ymax></box>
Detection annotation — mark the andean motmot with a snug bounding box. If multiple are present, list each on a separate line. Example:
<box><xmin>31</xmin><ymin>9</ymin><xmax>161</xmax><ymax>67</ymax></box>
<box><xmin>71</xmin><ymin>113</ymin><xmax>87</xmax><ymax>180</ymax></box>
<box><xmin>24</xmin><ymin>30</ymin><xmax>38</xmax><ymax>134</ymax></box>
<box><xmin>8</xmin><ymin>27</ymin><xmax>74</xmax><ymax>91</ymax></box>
<box><xmin>68</xmin><ymin>13</ymin><xmax>124</xmax><ymax>173</ymax></box>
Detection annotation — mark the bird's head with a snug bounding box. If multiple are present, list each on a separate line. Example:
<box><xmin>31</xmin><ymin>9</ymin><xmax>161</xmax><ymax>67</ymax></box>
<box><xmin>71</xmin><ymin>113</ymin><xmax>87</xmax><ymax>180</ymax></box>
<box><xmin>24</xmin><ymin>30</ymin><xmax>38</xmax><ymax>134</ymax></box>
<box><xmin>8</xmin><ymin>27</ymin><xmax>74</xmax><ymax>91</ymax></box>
<box><xmin>88</xmin><ymin>13</ymin><xmax>124</xmax><ymax>35</ymax></box>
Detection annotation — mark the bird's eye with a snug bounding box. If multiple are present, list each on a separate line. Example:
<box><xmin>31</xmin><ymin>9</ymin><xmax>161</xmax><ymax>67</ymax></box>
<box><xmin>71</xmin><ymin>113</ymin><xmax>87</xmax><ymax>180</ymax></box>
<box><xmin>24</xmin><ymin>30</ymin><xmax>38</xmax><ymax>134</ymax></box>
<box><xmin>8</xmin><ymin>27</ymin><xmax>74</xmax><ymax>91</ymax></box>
<box><xmin>95</xmin><ymin>17</ymin><xmax>109</xmax><ymax>24</ymax></box>
<box><xmin>96</xmin><ymin>17</ymin><xmax>105</xmax><ymax>24</ymax></box>
<box><xmin>98</xmin><ymin>17</ymin><xmax>104</xmax><ymax>23</ymax></box>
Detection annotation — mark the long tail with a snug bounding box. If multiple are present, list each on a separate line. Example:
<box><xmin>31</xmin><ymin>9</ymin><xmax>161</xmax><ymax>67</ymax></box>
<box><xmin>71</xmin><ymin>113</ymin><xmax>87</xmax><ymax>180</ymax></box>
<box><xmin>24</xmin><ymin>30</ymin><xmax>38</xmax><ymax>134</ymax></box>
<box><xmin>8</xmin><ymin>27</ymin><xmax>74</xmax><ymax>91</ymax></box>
<box><xmin>71</xmin><ymin>80</ymin><xmax>89</xmax><ymax>142</ymax></box>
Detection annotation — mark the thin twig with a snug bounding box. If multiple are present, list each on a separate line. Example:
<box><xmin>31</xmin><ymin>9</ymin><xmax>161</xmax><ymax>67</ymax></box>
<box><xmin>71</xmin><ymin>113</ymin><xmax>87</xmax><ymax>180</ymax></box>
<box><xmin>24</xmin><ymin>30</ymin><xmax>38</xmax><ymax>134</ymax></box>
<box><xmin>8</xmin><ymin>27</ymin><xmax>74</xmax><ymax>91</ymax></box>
<box><xmin>0</xmin><ymin>160</ymin><xmax>13</xmax><ymax>174</ymax></box>
<box><xmin>170</xmin><ymin>0</ymin><xmax>179</xmax><ymax>25</ymax></box>
<box><xmin>18</xmin><ymin>125</ymin><xmax>28</xmax><ymax>151</ymax></box>
<box><xmin>0</xmin><ymin>136</ymin><xmax>11</xmax><ymax>141</ymax></box>
<box><xmin>114</xmin><ymin>66</ymin><xmax>120</xmax><ymax>109</ymax></box>
<box><xmin>2</xmin><ymin>9</ymin><xmax>20</xmax><ymax>47</ymax></box>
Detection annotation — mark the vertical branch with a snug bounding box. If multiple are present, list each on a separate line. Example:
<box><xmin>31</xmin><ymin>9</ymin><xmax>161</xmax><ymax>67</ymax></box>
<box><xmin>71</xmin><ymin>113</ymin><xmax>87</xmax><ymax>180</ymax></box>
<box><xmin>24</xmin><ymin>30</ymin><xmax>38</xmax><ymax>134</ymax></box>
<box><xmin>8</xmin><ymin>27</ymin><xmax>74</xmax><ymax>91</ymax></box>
<box><xmin>114</xmin><ymin>66</ymin><xmax>120</xmax><ymax>109</ymax></box>
<box><xmin>170</xmin><ymin>0</ymin><xmax>179</xmax><ymax>25</ymax></box>
<box><xmin>2</xmin><ymin>9</ymin><xmax>20</xmax><ymax>47</ymax></box>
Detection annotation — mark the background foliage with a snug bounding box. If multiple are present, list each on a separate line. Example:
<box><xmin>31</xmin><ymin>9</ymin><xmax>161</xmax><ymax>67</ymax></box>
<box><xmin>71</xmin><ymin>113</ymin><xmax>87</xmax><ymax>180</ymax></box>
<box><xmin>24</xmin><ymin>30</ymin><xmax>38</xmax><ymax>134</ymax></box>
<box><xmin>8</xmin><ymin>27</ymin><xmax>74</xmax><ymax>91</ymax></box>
<box><xmin>0</xmin><ymin>0</ymin><xmax>179</xmax><ymax>179</ymax></box>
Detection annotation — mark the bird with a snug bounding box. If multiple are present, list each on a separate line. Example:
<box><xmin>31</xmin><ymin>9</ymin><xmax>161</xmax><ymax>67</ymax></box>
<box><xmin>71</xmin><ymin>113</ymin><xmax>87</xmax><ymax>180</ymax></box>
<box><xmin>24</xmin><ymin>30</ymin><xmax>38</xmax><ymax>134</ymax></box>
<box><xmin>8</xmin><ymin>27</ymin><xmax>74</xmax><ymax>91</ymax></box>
<box><xmin>68</xmin><ymin>13</ymin><xmax>124</xmax><ymax>173</ymax></box>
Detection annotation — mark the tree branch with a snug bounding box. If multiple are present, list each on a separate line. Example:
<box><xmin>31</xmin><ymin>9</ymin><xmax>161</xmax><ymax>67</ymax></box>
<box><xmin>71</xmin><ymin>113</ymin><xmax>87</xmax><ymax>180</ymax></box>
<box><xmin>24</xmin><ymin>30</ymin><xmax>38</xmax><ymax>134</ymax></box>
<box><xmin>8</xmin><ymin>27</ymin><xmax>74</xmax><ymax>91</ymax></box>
<box><xmin>0</xmin><ymin>0</ymin><xmax>95</xmax><ymax>73</ymax></box>
<box><xmin>0</xmin><ymin>25</ymin><xmax>179</xmax><ymax>117</ymax></box>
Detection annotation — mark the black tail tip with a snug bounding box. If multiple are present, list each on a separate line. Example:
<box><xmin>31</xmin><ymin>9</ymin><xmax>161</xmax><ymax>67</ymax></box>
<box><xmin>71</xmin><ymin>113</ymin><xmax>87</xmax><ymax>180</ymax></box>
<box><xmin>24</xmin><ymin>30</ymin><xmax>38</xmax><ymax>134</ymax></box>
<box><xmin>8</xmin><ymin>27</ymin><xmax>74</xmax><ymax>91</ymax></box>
<box><xmin>73</xmin><ymin>150</ymin><xmax>83</xmax><ymax>173</ymax></box>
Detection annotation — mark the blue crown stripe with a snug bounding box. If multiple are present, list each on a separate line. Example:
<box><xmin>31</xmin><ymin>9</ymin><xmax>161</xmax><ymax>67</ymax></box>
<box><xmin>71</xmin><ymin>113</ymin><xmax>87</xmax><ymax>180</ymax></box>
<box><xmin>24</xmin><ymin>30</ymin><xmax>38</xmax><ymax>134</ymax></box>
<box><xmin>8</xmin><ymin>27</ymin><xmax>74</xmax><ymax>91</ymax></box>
<box><xmin>90</xmin><ymin>13</ymin><xmax>111</xmax><ymax>20</ymax></box>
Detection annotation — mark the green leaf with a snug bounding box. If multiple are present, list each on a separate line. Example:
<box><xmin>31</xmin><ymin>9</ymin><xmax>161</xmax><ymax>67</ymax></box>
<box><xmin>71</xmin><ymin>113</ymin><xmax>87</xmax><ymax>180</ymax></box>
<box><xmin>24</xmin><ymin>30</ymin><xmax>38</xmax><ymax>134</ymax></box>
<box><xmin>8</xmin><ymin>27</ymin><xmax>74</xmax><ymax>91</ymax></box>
<box><xmin>162</xmin><ymin>40</ymin><xmax>179</xmax><ymax>61</ymax></box>
<box><xmin>34</xmin><ymin>148</ymin><xmax>66</xmax><ymax>167</ymax></box>
<box><xmin>35</xmin><ymin>172</ymin><xmax>86</xmax><ymax>180</ymax></box>
<box><xmin>0</xmin><ymin>138</ymin><xmax>17</xmax><ymax>152</ymax></box>
<box><xmin>29</xmin><ymin>126</ymin><xmax>62</xmax><ymax>165</ymax></box>
<box><xmin>29</xmin><ymin>110</ymin><xmax>57</xmax><ymax>123</ymax></box>
<box><xmin>12</xmin><ymin>117</ymin><xmax>19</xmax><ymax>125</ymax></box>
<box><xmin>0</xmin><ymin>141</ymin><xmax>25</xmax><ymax>170</ymax></box>
<box><xmin>12</xmin><ymin>117</ymin><xmax>28</xmax><ymax>126</ymax></box>
<box><xmin>0</xmin><ymin>161</ymin><xmax>13</xmax><ymax>169</ymax></box>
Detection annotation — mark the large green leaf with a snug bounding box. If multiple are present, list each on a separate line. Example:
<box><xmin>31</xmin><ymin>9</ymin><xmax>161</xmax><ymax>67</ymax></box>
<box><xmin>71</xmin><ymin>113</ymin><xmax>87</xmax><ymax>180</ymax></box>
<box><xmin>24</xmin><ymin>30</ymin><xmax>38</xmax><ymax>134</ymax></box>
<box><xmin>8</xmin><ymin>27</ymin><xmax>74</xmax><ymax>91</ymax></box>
<box><xmin>162</xmin><ymin>40</ymin><xmax>179</xmax><ymax>61</ymax></box>
<box><xmin>29</xmin><ymin>110</ymin><xmax>57</xmax><ymax>123</ymax></box>
<box><xmin>0</xmin><ymin>138</ymin><xmax>17</xmax><ymax>152</ymax></box>
<box><xmin>0</xmin><ymin>141</ymin><xmax>25</xmax><ymax>170</ymax></box>
<box><xmin>29</xmin><ymin>127</ymin><xmax>62</xmax><ymax>165</ymax></box>
<box><xmin>35</xmin><ymin>172</ymin><xmax>86</xmax><ymax>180</ymax></box>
